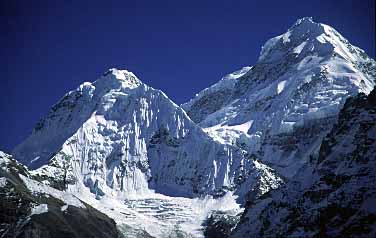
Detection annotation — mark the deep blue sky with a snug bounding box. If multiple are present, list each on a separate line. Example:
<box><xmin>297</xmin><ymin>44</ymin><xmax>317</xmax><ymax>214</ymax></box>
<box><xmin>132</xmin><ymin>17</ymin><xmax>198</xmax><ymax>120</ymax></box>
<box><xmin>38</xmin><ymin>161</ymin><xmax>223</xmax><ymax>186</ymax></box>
<box><xmin>1</xmin><ymin>0</ymin><xmax>375</xmax><ymax>152</ymax></box>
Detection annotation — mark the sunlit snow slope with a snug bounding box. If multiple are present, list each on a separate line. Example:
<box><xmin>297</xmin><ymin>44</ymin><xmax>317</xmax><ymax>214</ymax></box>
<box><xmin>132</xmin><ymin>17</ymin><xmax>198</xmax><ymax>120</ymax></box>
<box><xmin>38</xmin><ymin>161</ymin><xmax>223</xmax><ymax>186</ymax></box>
<box><xmin>12</xmin><ymin>69</ymin><xmax>280</xmax><ymax>237</ymax></box>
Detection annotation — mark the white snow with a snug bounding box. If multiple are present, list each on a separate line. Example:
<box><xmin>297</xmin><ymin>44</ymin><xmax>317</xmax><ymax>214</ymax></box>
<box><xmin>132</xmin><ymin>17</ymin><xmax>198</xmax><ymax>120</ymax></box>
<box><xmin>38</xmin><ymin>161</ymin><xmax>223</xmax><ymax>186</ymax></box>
<box><xmin>0</xmin><ymin>177</ymin><xmax>7</xmax><ymax>187</ymax></box>
<box><xmin>182</xmin><ymin>66</ymin><xmax>252</xmax><ymax>110</ymax></box>
<box><xmin>0</xmin><ymin>151</ymin><xmax>11</xmax><ymax>171</ymax></box>
<box><xmin>68</xmin><ymin>183</ymin><xmax>242</xmax><ymax>238</ymax></box>
<box><xmin>293</xmin><ymin>41</ymin><xmax>307</xmax><ymax>54</ymax></box>
<box><xmin>228</xmin><ymin>120</ymin><xmax>254</xmax><ymax>133</ymax></box>
<box><xmin>61</xmin><ymin>205</ymin><xmax>69</xmax><ymax>212</ymax></box>
<box><xmin>282</xmin><ymin>30</ymin><xmax>291</xmax><ymax>43</ymax></box>
<box><xmin>253</xmin><ymin>160</ymin><xmax>283</xmax><ymax>194</ymax></box>
<box><xmin>203</xmin><ymin>120</ymin><xmax>253</xmax><ymax>145</ymax></box>
<box><xmin>31</xmin><ymin>204</ymin><xmax>48</xmax><ymax>215</ymax></box>
<box><xmin>20</xmin><ymin>174</ymin><xmax>85</xmax><ymax>208</ymax></box>
<box><xmin>258</xmin><ymin>35</ymin><xmax>282</xmax><ymax>61</ymax></box>
<box><xmin>277</xmin><ymin>80</ymin><xmax>287</xmax><ymax>94</ymax></box>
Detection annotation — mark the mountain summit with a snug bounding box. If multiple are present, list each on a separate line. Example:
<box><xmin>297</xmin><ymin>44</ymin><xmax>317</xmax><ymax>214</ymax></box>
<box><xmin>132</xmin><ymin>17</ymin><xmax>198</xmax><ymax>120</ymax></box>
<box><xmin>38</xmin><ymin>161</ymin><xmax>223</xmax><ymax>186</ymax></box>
<box><xmin>259</xmin><ymin>17</ymin><xmax>368</xmax><ymax>63</ymax></box>
<box><xmin>183</xmin><ymin>17</ymin><xmax>375</xmax><ymax>177</ymax></box>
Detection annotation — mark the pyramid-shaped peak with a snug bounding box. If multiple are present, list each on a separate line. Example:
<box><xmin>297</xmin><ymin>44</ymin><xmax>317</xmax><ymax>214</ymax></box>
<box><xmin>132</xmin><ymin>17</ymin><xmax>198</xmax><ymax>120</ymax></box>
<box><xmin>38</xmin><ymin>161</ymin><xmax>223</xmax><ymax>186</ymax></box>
<box><xmin>287</xmin><ymin>17</ymin><xmax>326</xmax><ymax>38</ymax></box>
<box><xmin>257</xmin><ymin>17</ymin><xmax>357</xmax><ymax>62</ymax></box>
<box><xmin>103</xmin><ymin>68</ymin><xmax>138</xmax><ymax>81</ymax></box>
<box><xmin>95</xmin><ymin>68</ymin><xmax>142</xmax><ymax>91</ymax></box>
<box><xmin>293</xmin><ymin>17</ymin><xmax>315</xmax><ymax>27</ymax></box>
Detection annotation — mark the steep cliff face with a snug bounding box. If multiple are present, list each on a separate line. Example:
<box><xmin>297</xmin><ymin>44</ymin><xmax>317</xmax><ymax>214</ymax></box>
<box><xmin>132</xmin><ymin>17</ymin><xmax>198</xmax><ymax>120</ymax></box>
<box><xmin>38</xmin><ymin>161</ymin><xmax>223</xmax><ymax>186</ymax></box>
<box><xmin>231</xmin><ymin>87</ymin><xmax>376</xmax><ymax>238</ymax></box>
<box><xmin>13</xmin><ymin>68</ymin><xmax>280</xmax><ymax>200</ymax></box>
<box><xmin>183</xmin><ymin>17</ymin><xmax>375</xmax><ymax>178</ymax></box>
<box><xmin>0</xmin><ymin>151</ymin><xmax>123</xmax><ymax>238</ymax></box>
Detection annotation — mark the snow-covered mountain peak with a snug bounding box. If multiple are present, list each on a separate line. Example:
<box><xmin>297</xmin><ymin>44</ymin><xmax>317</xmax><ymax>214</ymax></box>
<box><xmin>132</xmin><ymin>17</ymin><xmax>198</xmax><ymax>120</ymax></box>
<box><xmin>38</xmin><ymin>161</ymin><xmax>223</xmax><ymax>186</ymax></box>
<box><xmin>292</xmin><ymin>16</ymin><xmax>314</xmax><ymax>26</ymax></box>
<box><xmin>258</xmin><ymin>17</ymin><xmax>367</xmax><ymax>64</ymax></box>
<box><xmin>103</xmin><ymin>68</ymin><xmax>138</xmax><ymax>81</ymax></box>
<box><xmin>183</xmin><ymin>17</ymin><xmax>375</xmax><ymax>178</ymax></box>
<box><xmin>290</xmin><ymin>17</ymin><xmax>321</xmax><ymax>32</ymax></box>
<box><xmin>287</xmin><ymin>17</ymin><xmax>327</xmax><ymax>42</ymax></box>
<box><xmin>13</xmin><ymin>62</ymin><xmax>283</xmax><ymax>204</ymax></box>
<box><xmin>94</xmin><ymin>68</ymin><xmax>142</xmax><ymax>91</ymax></box>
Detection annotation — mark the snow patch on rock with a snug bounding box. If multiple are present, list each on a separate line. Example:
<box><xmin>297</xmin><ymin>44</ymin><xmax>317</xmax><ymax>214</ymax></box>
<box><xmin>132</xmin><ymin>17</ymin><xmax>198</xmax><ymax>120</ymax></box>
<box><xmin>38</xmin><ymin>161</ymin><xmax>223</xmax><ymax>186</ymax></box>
<box><xmin>0</xmin><ymin>177</ymin><xmax>7</xmax><ymax>187</ymax></box>
<box><xmin>31</xmin><ymin>204</ymin><xmax>48</xmax><ymax>215</ymax></box>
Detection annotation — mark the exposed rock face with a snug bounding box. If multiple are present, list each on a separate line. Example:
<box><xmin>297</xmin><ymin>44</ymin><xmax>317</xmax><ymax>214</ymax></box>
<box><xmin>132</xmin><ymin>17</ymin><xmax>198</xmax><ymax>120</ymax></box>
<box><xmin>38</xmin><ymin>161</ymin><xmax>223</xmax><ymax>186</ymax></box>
<box><xmin>203</xmin><ymin>211</ymin><xmax>241</xmax><ymax>238</ymax></box>
<box><xmin>0</xmin><ymin>152</ymin><xmax>123</xmax><ymax>238</ymax></box>
<box><xmin>231</xmin><ymin>87</ymin><xmax>376</xmax><ymax>238</ymax></box>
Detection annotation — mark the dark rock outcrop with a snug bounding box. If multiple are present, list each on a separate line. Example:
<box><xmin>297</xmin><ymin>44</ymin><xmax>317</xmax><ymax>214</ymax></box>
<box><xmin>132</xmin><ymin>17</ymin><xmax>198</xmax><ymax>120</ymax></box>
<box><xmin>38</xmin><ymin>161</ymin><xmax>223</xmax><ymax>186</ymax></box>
<box><xmin>0</xmin><ymin>153</ymin><xmax>123</xmax><ymax>238</ymax></box>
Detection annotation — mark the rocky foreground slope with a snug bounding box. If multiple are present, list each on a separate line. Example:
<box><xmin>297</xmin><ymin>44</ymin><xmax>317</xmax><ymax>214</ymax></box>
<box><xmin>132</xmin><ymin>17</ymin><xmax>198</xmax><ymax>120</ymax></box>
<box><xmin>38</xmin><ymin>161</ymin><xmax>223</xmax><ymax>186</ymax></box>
<box><xmin>0</xmin><ymin>152</ymin><xmax>123</xmax><ymax>238</ymax></box>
